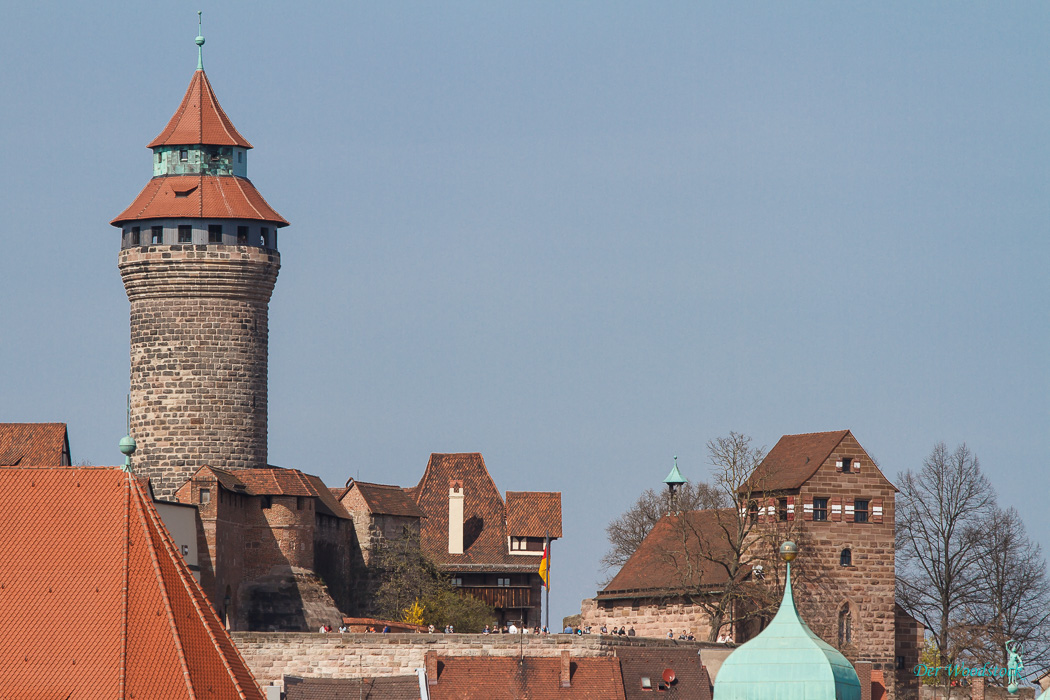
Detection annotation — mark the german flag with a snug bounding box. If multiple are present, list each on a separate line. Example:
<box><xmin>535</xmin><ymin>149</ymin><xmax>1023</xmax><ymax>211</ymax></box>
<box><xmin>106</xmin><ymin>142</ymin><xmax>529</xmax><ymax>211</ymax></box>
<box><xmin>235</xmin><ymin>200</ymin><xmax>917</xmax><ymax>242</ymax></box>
<box><xmin>538</xmin><ymin>539</ymin><xmax>550</xmax><ymax>589</ymax></box>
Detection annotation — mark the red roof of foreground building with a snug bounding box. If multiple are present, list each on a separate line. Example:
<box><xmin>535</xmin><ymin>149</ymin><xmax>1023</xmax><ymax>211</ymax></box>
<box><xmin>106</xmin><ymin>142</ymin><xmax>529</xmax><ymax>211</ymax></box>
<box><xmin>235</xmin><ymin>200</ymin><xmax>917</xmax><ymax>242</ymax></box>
<box><xmin>347</xmin><ymin>480</ymin><xmax>426</xmax><ymax>518</ymax></box>
<box><xmin>740</xmin><ymin>430</ymin><xmax>851</xmax><ymax>493</ymax></box>
<box><xmin>426</xmin><ymin>652</ymin><xmax>626</xmax><ymax>700</ymax></box>
<box><xmin>111</xmin><ymin>174</ymin><xmax>289</xmax><ymax>226</ymax></box>
<box><xmin>0</xmin><ymin>467</ymin><xmax>264</xmax><ymax>699</ymax></box>
<box><xmin>0</xmin><ymin>423</ymin><xmax>70</xmax><ymax>466</ymax></box>
<box><xmin>506</xmin><ymin>491</ymin><xmax>563</xmax><ymax>538</ymax></box>
<box><xmin>149</xmin><ymin>69</ymin><xmax>252</xmax><ymax>148</ymax></box>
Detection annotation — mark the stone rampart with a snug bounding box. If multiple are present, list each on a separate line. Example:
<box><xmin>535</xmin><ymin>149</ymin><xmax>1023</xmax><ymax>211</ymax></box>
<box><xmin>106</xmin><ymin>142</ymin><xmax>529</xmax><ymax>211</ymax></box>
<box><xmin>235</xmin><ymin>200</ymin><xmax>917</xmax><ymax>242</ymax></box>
<box><xmin>231</xmin><ymin>632</ymin><xmax>712</xmax><ymax>686</ymax></box>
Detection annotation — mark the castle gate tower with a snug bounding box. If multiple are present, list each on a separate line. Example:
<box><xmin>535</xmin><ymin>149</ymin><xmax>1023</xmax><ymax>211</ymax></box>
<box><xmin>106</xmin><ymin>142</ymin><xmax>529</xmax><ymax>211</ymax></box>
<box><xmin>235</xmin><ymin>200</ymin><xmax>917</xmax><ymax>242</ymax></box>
<box><xmin>112</xmin><ymin>28</ymin><xmax>288</xmax><ymax>498</ymax></box>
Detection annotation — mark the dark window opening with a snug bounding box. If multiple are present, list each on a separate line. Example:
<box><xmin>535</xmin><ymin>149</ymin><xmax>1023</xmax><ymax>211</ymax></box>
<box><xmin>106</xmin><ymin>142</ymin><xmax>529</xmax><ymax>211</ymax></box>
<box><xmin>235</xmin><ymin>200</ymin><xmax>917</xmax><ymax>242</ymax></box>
<box><xmin>497</xmin><ymin>578</ymin><xmax>510</xmax><ymax>587</ymax></box>
<box><xmin>209</xmin><ymin>224</ymin><xmax>223</xmax><ymax>243</ymax></box>
<box><xmin>260</xmin><ymin>227</ymin><xmax>269</xmax><ymax>248</ymax></box>
<box><xmin>261</xmin><ymin>495</ymin><xmax>272</xmax><ymax>509</ymax></box>
<box><xmin>854</xmin><ymin>499</ymin><xmax>869</xmax><ymax>523</ymax></box>
<box><xmin>178</xmin><ymin>225</ymin><xmax>192</xmax><ymax>243</ymax></box>
<box><xmin>813</xmin><ymin>498</ymin><xmax>828</xmax><ymax>522</ymax></box>
<box><xmin>237</xmin><ymin>151</ymin><xmax>242</xmax><ymax>163</ymax></box>
<box><xmin>179</xmin><ymin>149</ymin><xmax>188</xmax><ymax>162</ymax></box>
<box><xmin>778</xmin><ymin>498</ymin><xmax>788</xmax><ymax>522</ymax></box>
<box><xmin>131</xmin><ymin>226</ymin><xmax>140</xmax><ymax>245</ymax></box>
<box><xmin>897</xmin><ymin>656</ymin><xmax>906</xmax><ymax>669</ymax></box>
<box><xmin>748</xmin><ymin>500</ymin><xmax>759</xmax><ymax>524</ymax></box>
<box><xmin>156</xmin><ymin>153</ymin><xmax>161</xmax><ymax>163</ymax></box>
<box><xmin>838</xmin><ymin>606</ymin><xmax>852</xmax><ymax>646</ymax></box>
<box><xmin>841</xmin><ymin>457</ymin><xmax>852</xmax><ymax>473</ymax></box>
<box><xmin>151</xmin><ymin>226</ymin><xmax>163</xmax><ymax>244</ymax></box>
<box><xmin>840</xmin><ymin>548</ymin><xmax>852</xmax><ymax>566</ymax></box>
<box><xmin>237</xmin><ymin>225</ymin><xmax>249</xmax><ymax>244</ymax></box>
<box><xmin>296</xmin><ymin>496</ymin><xmax>304</xmax><ymax>511</ymax></box>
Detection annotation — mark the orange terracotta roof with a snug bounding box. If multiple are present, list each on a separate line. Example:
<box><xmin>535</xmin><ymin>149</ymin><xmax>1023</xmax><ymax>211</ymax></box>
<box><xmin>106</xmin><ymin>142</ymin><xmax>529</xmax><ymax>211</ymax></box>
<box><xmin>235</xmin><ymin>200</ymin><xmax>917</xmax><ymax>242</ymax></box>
<box><xmin>285</xmin><ymin>675</ymin><xmax>422</xmax><ymax>700</ymax></box>
<box><xmin>740</xmin><ymin>430</ymin><xmax>851</xmax><ymax>493</ymax></box>
<box><xmin>506</xmin><ymin>491</ymin><xmax>562</xmax><ymax>538</ymax></box>
<box><xmin>111</xmin><ymin>174</ymin><xmax>288</xmax><ymax>227</ymax></box>
<box><xmin>0</xmin><ymin>423</ymin><xmax>69</xmax><ymax>466</ymax></box>
<box><xmin>149</xmin><ymin>70</ymin><xmax>252</xmax><ymax>148</ymax></box>
<box><xmin>427</xmin><ymin>654</ymin><xmax>626</xmax><ymax>700</ymax></box>
<box><xmin>601</xmin><ymin>509</ymin><xmax>740</xmax><ymax>597</ymax></box>
<box><xmin>194</xmin><ymin>466</ymin><xmax>350</xmax><ymax>519</ymax></box>
<box><xmin>616</xmin><ymin>647</ymin><xmax>712</xmax><ymax>700</ymax></box>
<box><xmin>350</xmin><ymin>480</ymin><xmax>426</xmax><ymax>518</ymax></box>
<box><xmin>0</xmin><ymin>467</ymin><xmax>264</xmax><ymax>699</ymax></box>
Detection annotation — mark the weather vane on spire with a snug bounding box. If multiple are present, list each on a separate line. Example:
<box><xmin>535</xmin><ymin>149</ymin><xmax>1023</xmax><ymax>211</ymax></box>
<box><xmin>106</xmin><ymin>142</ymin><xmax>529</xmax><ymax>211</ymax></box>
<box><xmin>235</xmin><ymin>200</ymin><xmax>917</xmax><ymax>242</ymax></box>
<box><xmin>196</xmin><ymin>10</ymin><xmax>205</xmax><ymax>70</ymax></box>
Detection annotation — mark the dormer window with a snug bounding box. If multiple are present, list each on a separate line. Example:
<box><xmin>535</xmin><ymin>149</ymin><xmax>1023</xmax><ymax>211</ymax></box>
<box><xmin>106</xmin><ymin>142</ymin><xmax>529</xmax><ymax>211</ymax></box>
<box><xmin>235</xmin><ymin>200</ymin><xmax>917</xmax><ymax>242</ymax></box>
<box><xmin>179</xmin><ymin>149</ymin><xmax>188</xmax><ymax>162</ymax></box>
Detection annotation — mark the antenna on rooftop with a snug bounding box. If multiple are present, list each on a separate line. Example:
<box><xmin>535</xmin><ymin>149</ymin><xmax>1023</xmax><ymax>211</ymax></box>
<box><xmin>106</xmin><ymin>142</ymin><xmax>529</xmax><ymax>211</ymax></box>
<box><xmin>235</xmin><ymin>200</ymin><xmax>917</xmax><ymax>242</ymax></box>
<box><xmin>120</xmin><ymin>394</ymin><xmax>136</xmax><ymax>472</ymax></box>
<box><xmin>195</xmin><ymin>11</ymin><xmax>206</xmax><ymax>70</ymax></box>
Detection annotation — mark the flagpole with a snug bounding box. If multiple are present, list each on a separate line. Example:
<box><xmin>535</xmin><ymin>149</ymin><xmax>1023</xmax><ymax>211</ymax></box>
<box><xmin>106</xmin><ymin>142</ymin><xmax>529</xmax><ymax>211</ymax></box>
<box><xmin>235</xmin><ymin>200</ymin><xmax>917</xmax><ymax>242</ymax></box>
<box><xmin>544</xmin><ymin>532</ymin><xmax>550</xmax><ymax>633</ymax></box>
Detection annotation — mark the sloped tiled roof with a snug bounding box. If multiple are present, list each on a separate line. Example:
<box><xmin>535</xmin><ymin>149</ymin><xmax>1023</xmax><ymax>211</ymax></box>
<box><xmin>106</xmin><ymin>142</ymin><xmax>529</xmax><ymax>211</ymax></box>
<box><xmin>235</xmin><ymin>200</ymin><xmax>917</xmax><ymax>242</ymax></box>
<box><xmin>506</xmin><ymin>491</ymin><xmax>562</xmax><ymax>538</ymax></box>
<box><xmin>193</xmin><ymin>466</ymin><xmax>350</xmax><ymax>519</ymax></box>
<box><xmin>351</xmin><ymin>480</ymin><xmax>426</xmax><ymax>518</ymax></box>
<box><xmin>284</xmin><ymin>675</ymin><xmax>421</xmax><ymax>700</ymax></box>
<box><xmin>601</xmin><ymin>509</ymin><xmax>740</xmax><ymax>597</ymax></box>
<box><xmin>0</xmin><ymin>467</ymin><xmax>263</xmax><ymax>699</ymax></box>
<box><xmin>616</xmin><ymin>647</ymin><xmax>712</xmax><ymax>700</ymax></box>
<box><xmin>740</xmin><ymin>430</ymin><xmax>851</xmax><ymax>494</ymax></box>
<box><xmin>148</xmin><ymin>70</ymin><xmax>252</xmax><ymax>148</ymax></box>
<box><xmin>428</xmin><ymin>655</ymin><xmax>626</xmax><ymax>700</ymax></box>
<box><xmin>412</xmin><ymin>453</ymin><xmax>519</xmax><ymax>570</ymax></box>
<box><xmin>0</xmin><ymin>423</ymin><xmax>69</xmax><ymax>466</ymax></box>
<box><xmin>111</xmin><ymin>174</ymin><xmax>288</xmax><ymax>226</ymax></box>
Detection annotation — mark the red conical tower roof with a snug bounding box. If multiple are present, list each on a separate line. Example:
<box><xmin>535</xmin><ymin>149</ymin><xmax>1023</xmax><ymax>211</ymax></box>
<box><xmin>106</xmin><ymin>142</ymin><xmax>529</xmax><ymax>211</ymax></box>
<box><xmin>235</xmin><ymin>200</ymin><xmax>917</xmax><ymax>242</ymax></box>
<box><xmin>148</xmin><ymin>69</ymin><xmax>252</xmax><ymax>148</ymax></box>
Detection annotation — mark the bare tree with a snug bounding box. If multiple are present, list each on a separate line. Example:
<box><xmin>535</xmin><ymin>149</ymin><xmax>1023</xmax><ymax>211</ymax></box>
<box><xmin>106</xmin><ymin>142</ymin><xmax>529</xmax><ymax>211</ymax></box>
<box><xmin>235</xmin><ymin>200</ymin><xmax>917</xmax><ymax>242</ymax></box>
<box><xmin>600</xmin><ymin>479</ymin><xmax>725</xmax><ymax>575</ymax></box>
<box><xmin>963</xmin><ymin>506</ymin><xmax>1050</xmax><ymax>684</ymax></box>
<box><xmin>896</xmin><ymin>442</ymin><xmax>996</xmax><ymax>680</ymax></box>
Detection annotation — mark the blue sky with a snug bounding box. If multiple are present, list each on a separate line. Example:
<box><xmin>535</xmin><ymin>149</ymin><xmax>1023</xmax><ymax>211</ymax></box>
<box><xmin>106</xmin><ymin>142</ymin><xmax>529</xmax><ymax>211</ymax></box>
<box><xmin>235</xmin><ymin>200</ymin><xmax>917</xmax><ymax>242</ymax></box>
<box><xmin>1</xmin><ymin>2</ymin><xmax>1047</xmax><ymax>623</ymax></box>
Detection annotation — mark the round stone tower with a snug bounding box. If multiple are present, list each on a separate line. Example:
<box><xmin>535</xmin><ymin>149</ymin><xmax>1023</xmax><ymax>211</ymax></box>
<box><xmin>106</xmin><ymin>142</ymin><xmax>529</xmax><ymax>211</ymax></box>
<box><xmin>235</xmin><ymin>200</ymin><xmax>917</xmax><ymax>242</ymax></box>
<box><xmin>112</xmin><ymin>30</ymin><xmax>288</xmax><ymax>498</ymax></box>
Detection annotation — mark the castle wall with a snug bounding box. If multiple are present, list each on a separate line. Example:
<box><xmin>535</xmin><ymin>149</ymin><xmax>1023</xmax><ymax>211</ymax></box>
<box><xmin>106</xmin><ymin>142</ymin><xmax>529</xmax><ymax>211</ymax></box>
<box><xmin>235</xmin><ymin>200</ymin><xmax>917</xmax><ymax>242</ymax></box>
<box><xmin>581</xmin><ymin>596</ymin><xmax>718</xmax><ymax>640</ymax></box>
<box><xmin>120</xmin><ymin>245</ymin><xmax>279</xmax><ymax>498</ymax></box>
<box><xmin>231</xmin><ymin>632</ymin><xmax>712</xmax><ymax>686</ymax></box>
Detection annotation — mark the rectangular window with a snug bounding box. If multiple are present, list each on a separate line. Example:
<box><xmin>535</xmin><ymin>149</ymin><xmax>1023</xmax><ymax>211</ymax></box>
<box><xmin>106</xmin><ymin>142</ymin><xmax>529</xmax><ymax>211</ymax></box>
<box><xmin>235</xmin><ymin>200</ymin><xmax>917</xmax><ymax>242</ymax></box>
<box><xmin>208</xmin><ymin>224</ymin><xmax>223</xmax><ymax>243</ymax></box>
<box><xmin>451</xmin><ymin>577</ymin><xmax>462</xmax><ymax>587</ymax></box>
<box><xmin>237</xmin><ymin>151</ymin><xmax>243</xmax><ymax>163</ymax></box>
<box><xmin>178</xmin><ymin>225</ymin><xmax>192</xmax><ymax>243</ymax></box>
<box><xmin>854</xmin><ymin>499</ymin><xmax>869</xmax><ymax>523</ymax></box>
<box><xmin>841</xmin><ymin>457</ymin><xmax>852</xmax><ymax>473</ymax></box>
<box><xmin>813</xmin><ymin>498</ymin><xmax>829</xmax><ymax>522</ymax></box>
<box><xmin>510</xmin><ymin>537</ymin><xmax>520</xmax><ymax>550</ymax></box>
<box><xmin>778</xmin><ymin>498</ymin><xmax>788</xmax><ymax>522</ymax></box>
<box><xmin>497</xmin><ymin>578</ymin><xmax>510</xmax><ymax>587</ymax></box>
<box><xmin>200</xmin><ymin>488</ymin><xmax>211</xmax><ymax>505</ymax></box>
<box><xmin>296</xmin><ymin>496</ymin><xmax>304</xmax><ymax>511</ymax></box>
<box><xmin>151</xmin><ymin>226</ymin><xmax>163</xmax><ymax>244</ymax></box>
<box><xmin>179</xmin><ymin>149</ymin><xmax>188</xmax><ymax>162</ymax></box>
<box><xmin>261</xmin><ymin>495</ymin><xmax>272</xmax><ymax>510</ymax></box>
<box><xmin>237</xmin><ymin>226</ymin><xmax>249</xmax><ymax>244</ymax></box>
<box><xmin>260</xmin><ymin>227</ymin><xmax>269</xmax><ymax>248</ymax></box>
<box><xmin>131</xmin><ymin>226</ymin><xmax>140</xmax><ymax>245</ymax></box>
<box><xmin>156</xmin><ymin>153</ymin><xmax>162</xmax><ymax>163</ymax></box>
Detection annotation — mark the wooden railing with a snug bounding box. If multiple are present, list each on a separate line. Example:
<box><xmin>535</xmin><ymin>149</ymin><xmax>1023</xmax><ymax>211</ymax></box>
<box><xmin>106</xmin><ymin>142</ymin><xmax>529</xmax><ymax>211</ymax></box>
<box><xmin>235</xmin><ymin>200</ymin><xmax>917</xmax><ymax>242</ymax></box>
<box><xmin>459</xmin><ymin>585</ymin><xmax>531</xmax><ymax>609</ymax></box>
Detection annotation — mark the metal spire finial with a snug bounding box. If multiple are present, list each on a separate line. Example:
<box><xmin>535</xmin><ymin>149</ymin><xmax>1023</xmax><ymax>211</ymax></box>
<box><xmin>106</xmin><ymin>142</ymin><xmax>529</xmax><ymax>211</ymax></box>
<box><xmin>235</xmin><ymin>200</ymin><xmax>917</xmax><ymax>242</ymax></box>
<box><xmin>195</xmin><ymin>11</ymin><xmax>206</xmax><ymax>70</ymax></box>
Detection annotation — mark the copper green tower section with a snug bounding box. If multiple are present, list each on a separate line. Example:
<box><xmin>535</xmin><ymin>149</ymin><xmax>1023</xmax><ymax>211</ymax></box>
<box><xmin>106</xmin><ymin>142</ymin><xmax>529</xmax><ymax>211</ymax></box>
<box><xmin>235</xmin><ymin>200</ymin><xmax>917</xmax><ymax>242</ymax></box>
<box><xmin>112</xmin><ymin>43</ymin><xmax>288</xmax><ymax>499</ymax></box>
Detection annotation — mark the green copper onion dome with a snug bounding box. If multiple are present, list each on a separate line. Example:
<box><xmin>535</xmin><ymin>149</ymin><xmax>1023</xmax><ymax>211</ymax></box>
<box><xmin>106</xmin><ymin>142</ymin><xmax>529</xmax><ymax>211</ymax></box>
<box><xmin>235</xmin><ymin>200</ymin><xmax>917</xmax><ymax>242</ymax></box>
<box><xmin>713</xmin><ymin>542</ymin><xmax>861</xmax><ymax>700</ymax></box>
<box><xmin>664</xmin><ymin>456</ymin><xmax>686</xmax><ymax>487</ymax></box>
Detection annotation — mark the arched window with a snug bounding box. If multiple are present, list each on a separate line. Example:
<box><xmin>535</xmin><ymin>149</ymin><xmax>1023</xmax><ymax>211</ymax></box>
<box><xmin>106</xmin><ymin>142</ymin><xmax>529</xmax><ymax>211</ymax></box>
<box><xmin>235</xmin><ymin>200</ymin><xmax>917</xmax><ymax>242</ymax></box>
<box><xmin>838</xmin><ymin>604</ymin><xmax>852</xmax><ymax>646</ymax></box>
<box><xmin>840</xmin><ymin>548</ymin><xmax>852</xmax><ymax>566</ymax></box>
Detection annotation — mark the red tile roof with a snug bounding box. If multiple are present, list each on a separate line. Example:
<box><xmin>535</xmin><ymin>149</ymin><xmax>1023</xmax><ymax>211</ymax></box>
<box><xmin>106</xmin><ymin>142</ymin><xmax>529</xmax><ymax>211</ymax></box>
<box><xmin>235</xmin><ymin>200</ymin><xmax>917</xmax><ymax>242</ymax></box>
<box><xmin>111</xmin><ymin>174</ymin><xmax>289</xmax><ymax>226</ymax></box>
<box><xmin>428</xmin><ymin>655</ymin><xmax>626</xmax><ymax>700</ymax></box>
<box><xmin>0</xmin><ymin>423</ymin><xmax>70</xmax><ymax>466</ymax></box>
<box><xmin>285</xmin><ymin>675</ymin><xmax>422</xmax><ymax>700</ymax></box>
<box><xmin>192</xmin><ymin>466</ymin><xmax>351</xmax><ymax>519</ymax></box>
<box><xmin>148</xmin><ymin>70</ymin><xmax>252</xmax><ymax>148</ymax></box>
<box><xmin>601</xmin><ymin>509</ymin><xmax>740</xmax><ymax>597</ymax></box>
<box><xmin>506</xmin><ymin>491</ymin><xmax>562</xmax><ymax>538</ymax></box>
<box><xmin>349</xmin><ymin>480</ymin><xmax>426</xmax><ymax>518</ymax></box>
<box><xmin>616</xmin><ymin>647</ymin><xmax>712</xmax><ymax>700</ymax></box>
<box><xmin>740</xmin><ymin>430</ymin><xmax>851</xmax><ymax>494</ymax></box>
<box><xmin>0</xmin><ymin>467</ymin><xmax>263</xmax><ymax>698</ymax></box>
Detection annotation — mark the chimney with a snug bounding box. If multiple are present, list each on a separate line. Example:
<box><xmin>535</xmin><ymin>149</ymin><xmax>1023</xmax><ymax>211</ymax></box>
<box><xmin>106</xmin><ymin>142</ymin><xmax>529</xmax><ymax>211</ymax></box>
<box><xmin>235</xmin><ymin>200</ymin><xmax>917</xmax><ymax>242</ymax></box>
<box><xmin>971</xmin><ymin>676</ymin><xmax>985</xmax><ymax>700</ymax></box>
<box><xmin>448</xmin><ymin>480</ymin><xmax>464</xmax><ymax>555</ymax></box>
<box><xmin>855</xmin><ymin>662</ymin><xmax>872</xmax><ymax>700</ymax></box>
<box><xmin>560</xmin><ymin>650</ymin><xmax>571</xmax><ymax>688</ymax></box>
<box><xmin>426</xmin><ymin>650</ymin><xmax>438</xmax><ymax>686</ymax></box>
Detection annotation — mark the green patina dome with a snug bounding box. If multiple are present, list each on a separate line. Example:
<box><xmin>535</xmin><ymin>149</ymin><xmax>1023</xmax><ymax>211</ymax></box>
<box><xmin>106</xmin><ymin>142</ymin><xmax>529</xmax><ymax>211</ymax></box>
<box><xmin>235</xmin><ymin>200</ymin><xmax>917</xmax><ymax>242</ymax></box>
<box><xmin>713</xmin><ymin>556</ymin><xmax>861</xmax><ymax>700</ymax></box>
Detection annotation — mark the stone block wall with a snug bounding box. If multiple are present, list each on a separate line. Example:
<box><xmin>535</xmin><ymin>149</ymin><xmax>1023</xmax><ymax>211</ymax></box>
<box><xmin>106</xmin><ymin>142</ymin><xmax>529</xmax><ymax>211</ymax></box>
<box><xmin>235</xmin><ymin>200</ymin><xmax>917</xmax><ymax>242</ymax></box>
<box><xmin>120</xmin><ymin>244</ymin><xmax>279</xmax><ymax>498</ymax></box>
<box><xmin>231</xmin><ymin>632</ymin><xmax>710</xmax><ymax>686</ymax></box>
<box><xmin>581</xmin><ymin>596</ymin><xmax>717</xmax><ymax>641</ymax></box>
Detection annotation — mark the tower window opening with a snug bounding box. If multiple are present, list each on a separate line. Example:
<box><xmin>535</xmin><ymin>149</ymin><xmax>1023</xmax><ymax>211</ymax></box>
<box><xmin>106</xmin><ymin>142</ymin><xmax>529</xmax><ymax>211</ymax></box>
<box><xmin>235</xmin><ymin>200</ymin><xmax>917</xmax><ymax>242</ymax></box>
<box><xmin>841</xmin><ymin>458</ymin><xmax>852</xmax><ymax>473</ymax></box>
<box><xmin>813</xmin><ymin>498</ymin><xmax>828</xmax><ymax>521</ymax></box>
<box><xmin>840</xmin><ymin>548</ymin><xmax>852</xmax><ymax>566</ymax></box>
<box><xmin>260</xmin><ymin>227</ymin><xmax>269</xmax><ymax>248</ymax></box>
<box><xmin>131</xmin><ymin>226</ymin><xmax>140</xmax><ymax>245</ymax></box>
<box><xmin>179</xmin><ymin>149</ymin><xmax>188</xmax><ymax>162</ymax></box>
<box><xmin>178</xmin><ymin>225</ymin><xmax>192</xmax><ymax>243</ymax></box>
<box><xmin>200</xmin><ymin>488</ymin><xmax>211</xmax><ymax>505</ymax></box>
<box><xmin>208</xmin><ymin>224</ymin><xmax>223</xmax><ymax>243</ymax></box>
<box><xmin>854</xmin><ymin>499</ymin><xmax>869</xmax><ymax>523</ymax></box>
<box><xmin>838</xmin><ymin>605</ymin><xmax>852</xmax><ymax>646</ymax></box>
<box><xmin>237</xmin><ymin>226</ymin><xmax>249</xmax><ymax>245</ymax></box>
<box><xmin>778</xmin><ymin>498</ymin><xmax>788</xmax><ymax>522</ymax></box>
<box><xmin>261</xmin><ymin>495</ymin><xmax>272</xmax><ymax>510</ymax></box>
<box><xmin>237</xmin><ymin>151</ymin><xmax>242</xmax><ymax>163</ymax></box>
<box><xmin>151</xmin><ymin>226</ymin><xmax>163</xmax><ymax>244</ymax></box>
<box><xmin>156</xmin><ymin>153</ymin><xmax>161</xmax><ymax>164</ymax></box>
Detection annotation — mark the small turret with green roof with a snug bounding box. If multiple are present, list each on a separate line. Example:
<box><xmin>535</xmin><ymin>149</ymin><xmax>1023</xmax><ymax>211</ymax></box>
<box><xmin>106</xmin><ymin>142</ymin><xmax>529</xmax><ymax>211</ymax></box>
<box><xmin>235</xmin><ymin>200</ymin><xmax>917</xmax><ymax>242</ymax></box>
<box><xmin>713</xmin><ymin>541</ymin><xmax>862</xmax><ymax>699</ymax></box>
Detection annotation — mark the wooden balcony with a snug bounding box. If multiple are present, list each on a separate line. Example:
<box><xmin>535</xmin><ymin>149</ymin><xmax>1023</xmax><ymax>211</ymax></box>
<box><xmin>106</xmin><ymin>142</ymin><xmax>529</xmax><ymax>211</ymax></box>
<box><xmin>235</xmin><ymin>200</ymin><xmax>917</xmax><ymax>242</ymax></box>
<box><xmin>459</xmin><ymin>585</ymin><xmax>532</xmax><ymax>609</ymax></box>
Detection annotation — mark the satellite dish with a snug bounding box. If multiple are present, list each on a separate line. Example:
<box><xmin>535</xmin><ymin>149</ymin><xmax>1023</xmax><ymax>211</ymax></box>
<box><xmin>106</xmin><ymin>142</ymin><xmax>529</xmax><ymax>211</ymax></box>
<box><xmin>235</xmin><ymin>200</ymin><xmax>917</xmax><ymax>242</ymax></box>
<box><xmin>663</xmin><ymin>668</ymin><xmax>676</xmax><ymax>684</ymax></box>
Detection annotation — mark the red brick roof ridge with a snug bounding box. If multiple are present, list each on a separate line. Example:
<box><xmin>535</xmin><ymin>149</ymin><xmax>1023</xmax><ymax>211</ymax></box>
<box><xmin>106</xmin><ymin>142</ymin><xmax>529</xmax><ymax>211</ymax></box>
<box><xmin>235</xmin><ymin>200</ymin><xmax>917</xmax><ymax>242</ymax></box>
<box><xmin>130</xmin><ymin>476</ymin><xmax>196</xmax><ymax>697</ymax></box>
<box><xmin>148</xmin><ymin>70</ymin><xmax>252</xmax><ymax>149</ymax></box>
<box><xmin>133</xmin><ymin>476</ymin><xmax>262</xmax><ymax>698</ymax></box>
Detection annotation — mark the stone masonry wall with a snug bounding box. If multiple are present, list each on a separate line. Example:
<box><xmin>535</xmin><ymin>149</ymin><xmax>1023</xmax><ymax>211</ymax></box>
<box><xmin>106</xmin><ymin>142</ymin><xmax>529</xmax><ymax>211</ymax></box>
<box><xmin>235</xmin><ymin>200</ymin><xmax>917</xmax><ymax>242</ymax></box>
<box><xmin>120</xmin><ymin>244</ymin><xmax>279</xmax><ymax>498</ymax></box>
<box><xmin>581</xmin><ymin>596</ymin><xmax>717</xmax><ymax>641</ymax></box>
<box><xmin>231</xmin><ymin>632</ymin><xmax>711</xmax><ymax>686</ymax></box>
